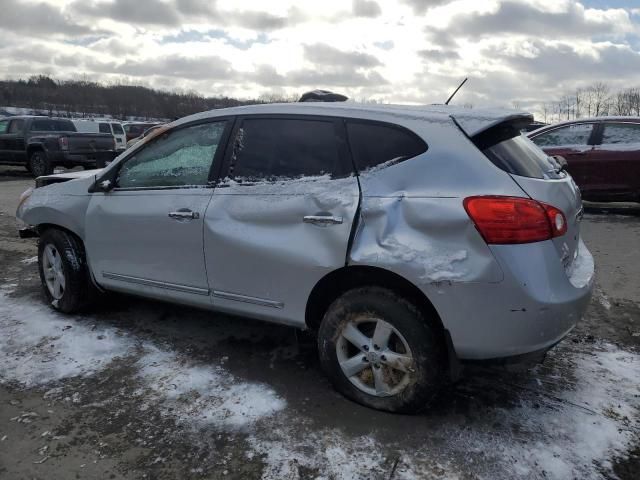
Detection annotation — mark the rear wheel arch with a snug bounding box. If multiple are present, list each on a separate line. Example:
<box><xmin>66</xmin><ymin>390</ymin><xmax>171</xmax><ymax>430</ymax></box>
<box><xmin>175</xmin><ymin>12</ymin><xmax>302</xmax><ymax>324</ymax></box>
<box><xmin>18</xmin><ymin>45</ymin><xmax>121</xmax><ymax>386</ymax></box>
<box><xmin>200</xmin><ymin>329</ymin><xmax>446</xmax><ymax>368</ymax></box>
<box><xmin>305</xmin><ymin>265</ymin><xmax>446</xmax><ymax>337</ymax></box>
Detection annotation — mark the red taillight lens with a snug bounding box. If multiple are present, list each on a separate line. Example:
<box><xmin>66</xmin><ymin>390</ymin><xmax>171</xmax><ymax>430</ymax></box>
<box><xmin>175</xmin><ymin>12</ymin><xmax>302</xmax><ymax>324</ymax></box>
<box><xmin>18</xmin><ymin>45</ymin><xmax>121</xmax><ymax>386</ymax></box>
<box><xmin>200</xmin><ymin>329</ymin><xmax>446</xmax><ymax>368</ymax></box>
<box><xmin>59</xmin><ymin>136</ymin><xmax>69</xmax><ymax>151</ymax></box>
<box><xmin>463</xmin><ymin>196</ymin><xmax>567</xmax><ymax>244</ymax></box>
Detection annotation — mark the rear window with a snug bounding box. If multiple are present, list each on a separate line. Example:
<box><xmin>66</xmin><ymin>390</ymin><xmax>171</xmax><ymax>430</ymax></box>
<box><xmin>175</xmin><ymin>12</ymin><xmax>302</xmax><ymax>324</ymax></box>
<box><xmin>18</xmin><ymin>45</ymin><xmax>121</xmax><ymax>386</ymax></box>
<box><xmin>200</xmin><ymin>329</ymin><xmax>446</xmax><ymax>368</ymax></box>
<box><xmin>111</xmin><ymin>123</ymin><xmax>124</xmax><ymax>134</ymax></box>
<box><xmin>99</xmin><ymin>123</ymin><xmax>111</xmax><ymax>134</ymax></box>
<box><xmin>476</xmin><ymin>123</ymin><xmax>562</xmax><ymax>179</ymax></box>
<box><xmin>31</xmin><ymin>119</ymin><xmax>76</xmax><ymax>132</ymax></box>
<box><xmin>346</xmin><ymin>121</ymin><xmax>427</xmax><ymax>172</ymax></box>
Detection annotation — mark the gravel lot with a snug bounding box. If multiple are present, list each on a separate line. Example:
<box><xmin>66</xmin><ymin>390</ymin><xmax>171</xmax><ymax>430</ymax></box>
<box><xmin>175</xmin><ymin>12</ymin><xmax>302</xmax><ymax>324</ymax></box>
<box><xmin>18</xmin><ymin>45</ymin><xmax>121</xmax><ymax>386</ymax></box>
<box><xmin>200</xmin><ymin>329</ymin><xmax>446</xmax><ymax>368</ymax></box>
<box><xmin>1</xmin><ymin>166</ymin><xmax>639</xmax><ymax>480</ymax></box>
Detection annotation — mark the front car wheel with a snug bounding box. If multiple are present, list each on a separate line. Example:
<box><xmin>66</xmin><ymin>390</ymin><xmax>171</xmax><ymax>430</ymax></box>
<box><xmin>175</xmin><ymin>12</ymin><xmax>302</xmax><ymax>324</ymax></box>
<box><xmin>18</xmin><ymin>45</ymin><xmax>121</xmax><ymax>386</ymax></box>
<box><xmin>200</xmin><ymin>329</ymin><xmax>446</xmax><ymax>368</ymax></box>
<box><xmin>38</xmin><ymin>229</ymin><xmax>98</xmax><ymax>313</ymax></box>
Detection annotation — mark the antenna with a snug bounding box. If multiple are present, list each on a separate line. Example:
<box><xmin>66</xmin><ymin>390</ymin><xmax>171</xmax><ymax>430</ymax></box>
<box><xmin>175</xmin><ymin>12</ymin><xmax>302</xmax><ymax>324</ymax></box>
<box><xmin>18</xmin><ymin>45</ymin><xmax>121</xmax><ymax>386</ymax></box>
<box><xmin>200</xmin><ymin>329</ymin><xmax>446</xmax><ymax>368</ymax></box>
<box><xmin>445</xmin><ymin>77</ymin><xmax>468</xmax><ymax>105</ymax></box>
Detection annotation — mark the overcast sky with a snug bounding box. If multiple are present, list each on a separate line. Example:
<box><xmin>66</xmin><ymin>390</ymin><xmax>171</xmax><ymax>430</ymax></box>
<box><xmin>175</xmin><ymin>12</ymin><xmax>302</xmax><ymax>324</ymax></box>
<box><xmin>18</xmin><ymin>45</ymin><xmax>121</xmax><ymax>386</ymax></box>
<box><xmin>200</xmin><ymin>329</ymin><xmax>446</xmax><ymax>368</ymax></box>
<box><xmin>1</xmin><ymin>0</ymin><xmax>638</xmax><ymax>112</ymax></box>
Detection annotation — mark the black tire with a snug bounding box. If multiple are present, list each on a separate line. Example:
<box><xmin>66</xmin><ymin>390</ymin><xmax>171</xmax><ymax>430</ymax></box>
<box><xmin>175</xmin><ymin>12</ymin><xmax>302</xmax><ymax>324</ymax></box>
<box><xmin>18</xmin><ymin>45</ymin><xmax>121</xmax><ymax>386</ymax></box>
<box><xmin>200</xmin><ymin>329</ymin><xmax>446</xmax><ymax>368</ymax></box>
<box><xmin>28</xmin><ymin>150</ymin><xmax>53</xmax><ymax>177</ymax></box>
<box><xmin>317</xmin><ymin>287</ymin><xmax>446</xmax><ymax>413</ymax></box>
<box><xmin>37</xmin><ymin>229</ymin><xmax>99</xmax><ymax>313</ymax></box>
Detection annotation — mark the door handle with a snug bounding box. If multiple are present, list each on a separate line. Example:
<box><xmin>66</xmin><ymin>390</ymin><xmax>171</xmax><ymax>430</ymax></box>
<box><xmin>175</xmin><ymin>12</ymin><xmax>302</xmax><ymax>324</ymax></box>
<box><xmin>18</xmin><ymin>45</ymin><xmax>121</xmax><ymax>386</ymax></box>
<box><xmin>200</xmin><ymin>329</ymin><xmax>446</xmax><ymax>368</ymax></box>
<box><xmin>168</xmin><ymin>209</ymin><xmax>200</xmax><ymax>220</ymax></box>
<box><xmin>303</xmin><ymin>215</ymin><xmax>343</xmax><ymax>225</ymax></box>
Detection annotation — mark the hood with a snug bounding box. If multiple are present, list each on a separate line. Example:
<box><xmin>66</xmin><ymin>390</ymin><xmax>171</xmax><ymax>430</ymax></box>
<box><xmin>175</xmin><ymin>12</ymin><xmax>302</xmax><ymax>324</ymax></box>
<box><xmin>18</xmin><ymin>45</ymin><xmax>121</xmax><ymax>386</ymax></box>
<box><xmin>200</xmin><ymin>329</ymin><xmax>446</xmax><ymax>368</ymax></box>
<box><xmin>36</xmin><ymin>168</ymin><xmax>103</xmax><ymax>188</ymax></box>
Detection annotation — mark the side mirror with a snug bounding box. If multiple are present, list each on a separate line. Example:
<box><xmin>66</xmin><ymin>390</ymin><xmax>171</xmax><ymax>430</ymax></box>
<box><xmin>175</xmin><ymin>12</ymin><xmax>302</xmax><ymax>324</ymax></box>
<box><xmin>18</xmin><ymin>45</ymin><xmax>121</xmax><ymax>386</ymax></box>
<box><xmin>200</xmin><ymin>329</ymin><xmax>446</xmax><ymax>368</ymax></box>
<box><xmin>89</xmin><ymin>176</ymin><xmax>115</xmax><ymax>193</ymax></box>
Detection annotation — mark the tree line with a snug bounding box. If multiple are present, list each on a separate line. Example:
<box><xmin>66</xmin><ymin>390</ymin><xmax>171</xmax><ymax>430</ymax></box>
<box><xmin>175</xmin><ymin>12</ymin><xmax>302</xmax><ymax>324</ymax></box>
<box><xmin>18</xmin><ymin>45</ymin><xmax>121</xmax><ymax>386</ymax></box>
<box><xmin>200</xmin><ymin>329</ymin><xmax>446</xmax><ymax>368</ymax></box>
<box><xmin>0</xmin><ymin>75</ymin><xmax>294</xmax><ymax>121</ymax></box>
<box><xmin>534</xmin><ymin>82</ymin><xmax>640</xmax><ymax>124</ymax></box>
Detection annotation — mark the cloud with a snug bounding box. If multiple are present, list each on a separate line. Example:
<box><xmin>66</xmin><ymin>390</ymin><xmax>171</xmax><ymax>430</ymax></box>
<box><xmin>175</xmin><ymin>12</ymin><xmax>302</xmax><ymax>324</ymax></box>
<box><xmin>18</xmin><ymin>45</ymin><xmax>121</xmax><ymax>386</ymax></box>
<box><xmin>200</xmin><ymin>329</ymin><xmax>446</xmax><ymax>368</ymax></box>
<box><xmin>418</xmin><ymin>48</ymin><xmax>460</xmax><ymax>62</ymax></box>
<box><xmin>401</xmin><ymin>0</ymin><xmax>454</xmax><ymax>15</ymax></box>
<box><xmin>353</xmin><ymin>0</ymin><xmax>381</xmax><ymax>18</ymax></box>
<box><xmin>304</xmin><ymin>43</ymin><xmax>382</xmax><ymax>68</ymax></box>
<box><xmin>73</xmin><ymin>0</ymin><xmax>181</xmax><ymax>26</ymax></box>
<box><xmin>0</xmin><ymin>0</ymin><xmax>101</xmax><ymax>36</ymax></box>
<box><xmin>445</xmin><ymin>1</ymin><xmax>635</xmax><ymax>39</ymax></box>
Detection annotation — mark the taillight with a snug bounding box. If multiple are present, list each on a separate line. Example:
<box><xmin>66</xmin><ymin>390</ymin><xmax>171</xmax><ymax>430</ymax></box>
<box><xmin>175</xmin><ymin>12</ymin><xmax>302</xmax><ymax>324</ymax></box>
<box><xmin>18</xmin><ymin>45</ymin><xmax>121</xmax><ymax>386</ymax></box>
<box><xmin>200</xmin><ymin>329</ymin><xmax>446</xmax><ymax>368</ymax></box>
<box><xmin>59</xmin><ymin>136</ymin><xmax>69</xmax><ymax>151</ymax></box>
<box><xmin>463</xmin><ymin>196</ymin><xmax>567</xmax><ymax>244</ymax></box>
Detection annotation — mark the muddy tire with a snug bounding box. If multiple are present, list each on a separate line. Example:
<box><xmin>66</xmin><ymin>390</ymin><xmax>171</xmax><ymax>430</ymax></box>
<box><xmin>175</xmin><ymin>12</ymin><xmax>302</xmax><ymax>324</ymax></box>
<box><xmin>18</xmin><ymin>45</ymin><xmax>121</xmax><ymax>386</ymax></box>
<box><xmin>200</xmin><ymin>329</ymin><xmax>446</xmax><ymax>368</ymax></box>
<box><xmin>38</xmin><ymin>229</ymin><xmax>99</xmax><ymax>313</ymax></box>
<box><xmin>317</xmin><ymin>287</ymin><xmax>446</xmax><ymax>413</ymax></box>
<box><xmin>28</xmin><ymin>150</ymin><xmax>53</xmax><ymax>177</ymax></box>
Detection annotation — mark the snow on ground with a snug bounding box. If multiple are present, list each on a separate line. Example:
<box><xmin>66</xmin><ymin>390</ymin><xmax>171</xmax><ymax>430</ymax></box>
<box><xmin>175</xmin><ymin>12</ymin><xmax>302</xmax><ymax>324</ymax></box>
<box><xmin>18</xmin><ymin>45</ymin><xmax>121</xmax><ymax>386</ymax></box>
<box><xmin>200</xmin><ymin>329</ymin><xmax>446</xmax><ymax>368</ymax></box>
<box><xmin>0</xmin><ymin>291</ymin><xmax>285</xmax><ymax>429</ymax></box>
<box><xmin>0</xmin><ymin>289</ymin><xmax>638</xmax><ymax>479</ymax></box>
<box><xmin>20</xmin><ymin>256</ymin><xmax>38</xmax><ymax>265</ymax></box>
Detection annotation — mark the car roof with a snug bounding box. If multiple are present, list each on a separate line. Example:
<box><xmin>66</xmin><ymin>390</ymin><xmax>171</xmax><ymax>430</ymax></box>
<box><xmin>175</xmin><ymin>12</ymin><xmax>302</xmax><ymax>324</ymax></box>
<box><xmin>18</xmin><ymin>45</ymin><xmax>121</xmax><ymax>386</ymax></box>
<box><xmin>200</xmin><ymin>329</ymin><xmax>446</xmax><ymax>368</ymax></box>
<box><xmin>173</xmin><ymin>102</ymin><xmax>533</xmax><ymax>138</ymax></box>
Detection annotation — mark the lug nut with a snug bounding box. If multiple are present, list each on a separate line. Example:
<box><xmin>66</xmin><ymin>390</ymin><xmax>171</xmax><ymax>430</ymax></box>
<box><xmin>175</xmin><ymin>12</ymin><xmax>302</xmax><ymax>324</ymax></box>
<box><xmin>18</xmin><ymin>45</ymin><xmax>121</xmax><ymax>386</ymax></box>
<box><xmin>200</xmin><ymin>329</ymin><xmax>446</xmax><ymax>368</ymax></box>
<box><xmin>373</xmin><ymin>344</ymin><xmax>379</xmax><ymax>350</ymax></box>
<box><xmin>380</xmin><ymin>355</ymin><xmax>386</xmax><ymax>361</ymax></box>
<box><xmin>362</xmin><ymin>356</ymin><xmax>368</xmax><ymax>362</ymax></box>
<box><xmin>363</xmin><ymin>345</ymin><xmax>369</xmax><ymax>351</ymax></box>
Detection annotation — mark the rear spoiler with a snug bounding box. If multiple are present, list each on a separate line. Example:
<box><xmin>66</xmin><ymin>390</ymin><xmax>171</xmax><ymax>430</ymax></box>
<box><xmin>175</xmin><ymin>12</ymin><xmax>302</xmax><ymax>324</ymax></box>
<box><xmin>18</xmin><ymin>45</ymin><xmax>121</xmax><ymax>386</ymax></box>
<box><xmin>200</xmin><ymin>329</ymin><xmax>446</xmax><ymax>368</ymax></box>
<box><xmin>451</xmin><ymin>112</ymin><xmax>534</xmax><ymax>151</ymax></box>
<box><xmin>450</xmin><ymin>110</ymin><xmax>533</xmax><ymax>138</ymax></box>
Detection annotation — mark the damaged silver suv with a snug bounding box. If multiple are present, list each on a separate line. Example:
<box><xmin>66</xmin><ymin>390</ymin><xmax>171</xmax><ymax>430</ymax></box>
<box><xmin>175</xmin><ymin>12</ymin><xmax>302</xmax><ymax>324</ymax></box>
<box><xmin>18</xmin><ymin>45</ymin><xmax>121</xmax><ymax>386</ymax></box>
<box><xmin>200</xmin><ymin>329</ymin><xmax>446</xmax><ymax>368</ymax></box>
<box><xmin>16</xmin><ymin>103</ymin><xmax>594</xmax><ymax>413</ymax></box>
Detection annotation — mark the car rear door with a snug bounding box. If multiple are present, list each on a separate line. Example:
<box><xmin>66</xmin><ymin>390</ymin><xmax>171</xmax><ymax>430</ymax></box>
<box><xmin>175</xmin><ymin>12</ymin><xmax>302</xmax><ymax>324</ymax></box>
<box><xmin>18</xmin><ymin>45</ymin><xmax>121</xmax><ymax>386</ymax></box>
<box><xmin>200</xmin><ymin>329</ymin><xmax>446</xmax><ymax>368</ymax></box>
<box><xmin>85</xmin><ymin>119</ymin><xmax>232</xmax><ymax>307</ymax></box>
<box><xmin>204</xmin><ymin>115</ymin><xmax>360</xmax><ymax>327</ymax></box>
<box><xmin>529</xmin><ymin>123</ymin><xmax>597</xmax><ymax>193</ymax></box>
<box><xmin>582</xmin><ymin>121</ymin><xmax>640</xmax><ymax>200</ymax></box>
<box><xmin>4</xmin><ymin>118</ymin><xmax>26</xmax><ymax>162</ymax></box>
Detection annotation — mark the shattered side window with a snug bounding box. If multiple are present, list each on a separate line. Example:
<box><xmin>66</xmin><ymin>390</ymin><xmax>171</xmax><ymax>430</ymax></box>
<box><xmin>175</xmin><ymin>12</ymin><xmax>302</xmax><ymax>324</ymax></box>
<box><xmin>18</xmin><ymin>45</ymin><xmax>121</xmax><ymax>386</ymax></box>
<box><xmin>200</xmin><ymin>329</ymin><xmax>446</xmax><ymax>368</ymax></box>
<box><xmin>230</xmin><ymin>118</ymin><xmax>341</xmax><ymax>181</ymax></box>
<box><xmin>346</xmin><ymin>121</ymin><xmax>427</xmax><ymax>173</ymax></box>
<box><xmin>531</xmin><ymin>124</ymin><xmax>593</xmax><ymax>148</ymax></box>
<box><xmin>601</xmin><ymin>123</ymin><xmax>640</xmax><ymax>145</ymax></box>
<box><xmin>116</xmin><ymin>121</ymin><xmax>226</xmax><ymax>188</ymax></box>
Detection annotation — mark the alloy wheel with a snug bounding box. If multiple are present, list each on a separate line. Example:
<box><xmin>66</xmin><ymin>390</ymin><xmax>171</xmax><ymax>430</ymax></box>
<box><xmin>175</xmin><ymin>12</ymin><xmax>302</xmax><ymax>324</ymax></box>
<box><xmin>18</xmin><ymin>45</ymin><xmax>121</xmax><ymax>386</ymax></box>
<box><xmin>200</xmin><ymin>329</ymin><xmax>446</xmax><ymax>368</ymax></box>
<box><xmin>336</xmin><ymin>316</ymin><xmax>415</xmax><ymax>397</ymax></box>
<box><xmin>42</xmin><ymin>244</ymin><xmax>65</xmax><ymax>299</ymax></box>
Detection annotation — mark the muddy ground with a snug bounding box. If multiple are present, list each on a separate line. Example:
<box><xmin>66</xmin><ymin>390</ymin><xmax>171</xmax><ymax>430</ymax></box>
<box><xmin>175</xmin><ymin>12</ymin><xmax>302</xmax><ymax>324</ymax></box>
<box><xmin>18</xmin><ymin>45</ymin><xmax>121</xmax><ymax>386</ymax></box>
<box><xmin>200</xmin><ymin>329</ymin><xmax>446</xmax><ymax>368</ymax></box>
<box><xmin>0</xmin><ymin>166</ymin><xmax>638</xmax><ymax>479</ymax></box>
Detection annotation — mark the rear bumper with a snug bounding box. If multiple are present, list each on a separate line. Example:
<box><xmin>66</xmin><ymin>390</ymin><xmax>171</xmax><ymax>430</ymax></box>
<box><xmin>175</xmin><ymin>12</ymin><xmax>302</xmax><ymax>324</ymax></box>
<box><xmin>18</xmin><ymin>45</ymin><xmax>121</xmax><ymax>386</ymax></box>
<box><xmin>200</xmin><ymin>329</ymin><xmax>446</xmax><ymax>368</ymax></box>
<box><xmin>432</xmin><ymin>239</ymin><xmax>594</xmax><ymax>361</ymax></box>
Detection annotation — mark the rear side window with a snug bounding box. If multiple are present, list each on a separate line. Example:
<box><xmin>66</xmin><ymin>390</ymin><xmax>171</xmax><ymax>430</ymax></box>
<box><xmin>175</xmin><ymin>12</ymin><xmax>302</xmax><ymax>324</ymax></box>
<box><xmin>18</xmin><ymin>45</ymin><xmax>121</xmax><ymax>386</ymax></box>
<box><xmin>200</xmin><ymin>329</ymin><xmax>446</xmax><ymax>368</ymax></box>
<box><xmin>99</xmin><ymin>123</ymin><xmax>111</xmax><ymax>134</ymax></box>
<box><xmin>31</xmin><ymin>119</ymin><xmax>76</xmax><ymax>132</ymax></box>
<box><xmin>8</xmin><ymin>119</ymin><xmax>24</xmax><ymax>133</ymax></box>
<box><xmin>531</xmin><ymin>124</ymin><xmax>594</xmax><ymax>148</ymax></box>
<box><xmin>601</xmin><ymin>123</ymin><xmax>640</xmax><ymax>145</ymax></box>
<box><xmin>230</xmin><ymin>118</ymin><xmax>343</xmax><ymax>180</ymax></box>
<box><xmin>111</xmin><ymin>123</ymin><xmax>124</xmax><ymax>134</ymax></box>
<box><xmin>0</xmin><ymin>119</ymin><xmax>8</xmax><ymax>133</ymax></box>
<box><xmin>346</xmin><ymin>121</ymin><xmax>427</xmax><ymax>172</ymax></box>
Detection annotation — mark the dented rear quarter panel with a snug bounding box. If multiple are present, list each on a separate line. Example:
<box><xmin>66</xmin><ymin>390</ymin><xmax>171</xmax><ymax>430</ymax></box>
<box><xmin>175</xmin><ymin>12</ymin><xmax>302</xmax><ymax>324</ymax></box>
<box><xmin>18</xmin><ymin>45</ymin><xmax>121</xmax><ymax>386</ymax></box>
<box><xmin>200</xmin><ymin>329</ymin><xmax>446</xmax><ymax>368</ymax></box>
<box><xmin>348</xmin><ymin>115</ymin><xmax>530</xmax><ymax>338</ymax></box>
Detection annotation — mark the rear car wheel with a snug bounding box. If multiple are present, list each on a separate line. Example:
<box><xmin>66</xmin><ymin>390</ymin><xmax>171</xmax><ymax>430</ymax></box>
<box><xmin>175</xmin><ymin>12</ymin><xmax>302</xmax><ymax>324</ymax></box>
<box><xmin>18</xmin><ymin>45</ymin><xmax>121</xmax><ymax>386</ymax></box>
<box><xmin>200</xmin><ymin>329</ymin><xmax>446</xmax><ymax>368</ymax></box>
<box><xmin>317</xmin><ymin>287</ymin><xmax>446</xmax><ymax>413</ymax></box>
<box><xmin>28</xmin><ymin>150</ymin><xmax>53</xmax><ymax>177</ymax></box>
<box><xmin>38</xmin><ymin>229</ymin><xmax>98</xmax><ymax>313</ymax></box>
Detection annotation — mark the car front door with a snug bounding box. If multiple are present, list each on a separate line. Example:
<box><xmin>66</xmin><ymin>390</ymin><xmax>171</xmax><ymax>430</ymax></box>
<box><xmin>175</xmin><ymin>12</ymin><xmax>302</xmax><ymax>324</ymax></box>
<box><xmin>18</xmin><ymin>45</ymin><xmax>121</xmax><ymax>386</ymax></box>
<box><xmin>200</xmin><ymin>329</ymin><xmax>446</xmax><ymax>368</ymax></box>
<box><xmin>530</xmin><ymin>122</ymin><xmax>597</xmax><ymax>192</ymax></box>
<box><xmin>85</xmin><ymin>119</ymin><xmax>232</xmax><ymax>307</ymax></box>
<box><xmin>204</xmin><ymin>115</ymin><xmax>360</xmax><ymax>326</ymax></box>
<box><xmin>584</xmin><ymin>121</ymin><xmax>640</xmax><ymax>200</ymax></box>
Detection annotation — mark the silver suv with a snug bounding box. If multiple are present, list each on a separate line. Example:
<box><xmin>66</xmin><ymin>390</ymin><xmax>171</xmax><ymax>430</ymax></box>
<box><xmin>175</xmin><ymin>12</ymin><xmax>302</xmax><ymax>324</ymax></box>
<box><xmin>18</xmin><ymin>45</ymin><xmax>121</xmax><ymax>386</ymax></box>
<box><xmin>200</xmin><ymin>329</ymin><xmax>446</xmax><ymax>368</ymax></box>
<box><xmin>16</xmin><ymin>103</ymin><xmax>594</xmax><ymax>413</ymax></box>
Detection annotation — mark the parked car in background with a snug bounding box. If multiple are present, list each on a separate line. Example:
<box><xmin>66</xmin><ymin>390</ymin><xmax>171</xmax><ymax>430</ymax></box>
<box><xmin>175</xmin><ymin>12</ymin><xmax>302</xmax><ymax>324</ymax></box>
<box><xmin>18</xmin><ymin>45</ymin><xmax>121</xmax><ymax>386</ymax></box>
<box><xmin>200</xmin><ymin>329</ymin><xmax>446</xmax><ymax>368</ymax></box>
<box><xmin>528</xmin><ymin>117</ymin><xmax>640</xmax><ymax>202</ymax></box>
<box><xmin>126</xmin><ymin>124</ymin><xmax>165</xmax><ymax>149</ymax></box>
<box><xmin>16</xmin><ymin>103</ymin><xmax>594</xmax><ymax>413</ymax></box>
<box><xmin>0</xmin><ymin>116</ymin><xmax>116</xmax><ymax>176</ymax></box>
<box><xmin>123</xmin><ymin>122</ymin><xmax>160</xmax><ymax>142</ymax></box>
<box><xmin>73</xmin><ymin>119</ymin><xmax>127</xmax><ymax>152</ymax></box>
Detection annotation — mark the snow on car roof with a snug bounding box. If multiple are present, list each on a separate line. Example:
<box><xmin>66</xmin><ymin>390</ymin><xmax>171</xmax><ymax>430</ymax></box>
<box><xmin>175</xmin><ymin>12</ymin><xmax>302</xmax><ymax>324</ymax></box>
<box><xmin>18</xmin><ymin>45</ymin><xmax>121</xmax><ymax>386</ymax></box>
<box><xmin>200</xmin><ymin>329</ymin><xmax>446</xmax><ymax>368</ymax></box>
<box><xmin>175</xmin><ymin>102</ymin><xmax>533</xmax><ymax>137</ymax></box>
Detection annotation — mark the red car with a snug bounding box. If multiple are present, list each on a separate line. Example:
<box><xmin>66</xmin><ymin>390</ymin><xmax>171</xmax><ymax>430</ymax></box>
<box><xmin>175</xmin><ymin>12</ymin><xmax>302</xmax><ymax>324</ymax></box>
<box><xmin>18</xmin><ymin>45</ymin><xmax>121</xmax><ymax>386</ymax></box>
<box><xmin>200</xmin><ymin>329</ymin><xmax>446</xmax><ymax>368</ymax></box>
<box><xmin>528</xmin><ymin>117</ymin><xmax>640</xmax><ymax>202</ymax></box>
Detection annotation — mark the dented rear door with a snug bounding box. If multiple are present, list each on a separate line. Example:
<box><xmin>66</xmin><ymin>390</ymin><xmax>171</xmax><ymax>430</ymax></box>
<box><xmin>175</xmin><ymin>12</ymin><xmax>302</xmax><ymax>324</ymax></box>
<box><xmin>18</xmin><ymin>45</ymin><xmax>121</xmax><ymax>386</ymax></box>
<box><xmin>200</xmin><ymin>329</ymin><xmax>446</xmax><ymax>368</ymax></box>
<box><xmin>203</xmin><ymin>115</ymin><xmax>359</xmax><ymax>327</ymax></box>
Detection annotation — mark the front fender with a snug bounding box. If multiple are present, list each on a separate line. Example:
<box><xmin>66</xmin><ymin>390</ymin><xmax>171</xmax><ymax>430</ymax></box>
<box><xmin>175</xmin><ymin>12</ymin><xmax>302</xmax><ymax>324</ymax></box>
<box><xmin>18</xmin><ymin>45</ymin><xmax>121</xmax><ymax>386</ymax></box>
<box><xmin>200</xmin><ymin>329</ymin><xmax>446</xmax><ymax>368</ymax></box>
<box><xmin>17</xmin><ymin>178</ymin><xmax>93</xmax><ymax>240</ymax></box>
